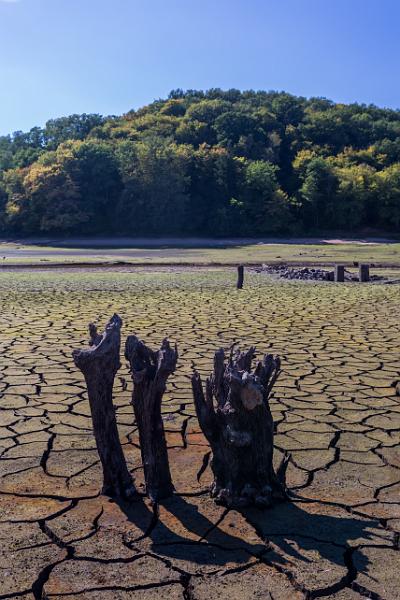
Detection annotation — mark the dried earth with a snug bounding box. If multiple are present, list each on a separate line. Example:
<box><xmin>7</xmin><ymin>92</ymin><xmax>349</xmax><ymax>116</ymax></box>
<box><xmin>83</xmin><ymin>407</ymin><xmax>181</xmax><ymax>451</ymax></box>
<box><xmin>0</xmin><ymin>269</ymin><xmax>399</xmax><ymax>599</ymax></box>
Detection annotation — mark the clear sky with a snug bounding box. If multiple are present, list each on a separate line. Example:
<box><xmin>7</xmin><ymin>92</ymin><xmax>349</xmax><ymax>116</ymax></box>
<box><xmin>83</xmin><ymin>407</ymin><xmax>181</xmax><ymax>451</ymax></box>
<box><xmin>0</xmin><ymin>0</ymin><xmax>399</xmax><ymax>135</ymax></box>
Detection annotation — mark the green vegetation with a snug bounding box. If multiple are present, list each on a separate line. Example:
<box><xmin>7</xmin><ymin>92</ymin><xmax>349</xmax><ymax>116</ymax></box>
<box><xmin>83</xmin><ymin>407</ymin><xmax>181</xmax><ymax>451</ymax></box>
<box><xmin>1</xmin><ymin>89</ymin><xmax>400</xmax><ymax>235</ymax></box>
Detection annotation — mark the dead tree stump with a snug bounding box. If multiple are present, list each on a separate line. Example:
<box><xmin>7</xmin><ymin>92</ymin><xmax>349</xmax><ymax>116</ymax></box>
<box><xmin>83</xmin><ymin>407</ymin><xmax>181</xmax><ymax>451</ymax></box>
<box><xmin>359</xmin><ymin>264</ymin><xmax>370</xmax><ymax>282</ymax></box>
<box><xmin>191</xmin><ymin>347</ymin><xmax>289</xmax><ymax>508</ymax></box>
<box><xmin>72</xmin><ymin>314</ymin><xmax>136</xmax><ymax>499</ymax></box>
<box><xmin>334</xmin><ymin>265</ymin><xmax>345</xmax><ymax>282</ymax></box>
<box><xmin>237</xmin><ymin>265</ymin><xmax>244</xmax><ymax>289</ymax></box>
<box><xmin>125</xmin><ymin>336</ymin><xmax>177</xmax><ymax>502</ymax></box>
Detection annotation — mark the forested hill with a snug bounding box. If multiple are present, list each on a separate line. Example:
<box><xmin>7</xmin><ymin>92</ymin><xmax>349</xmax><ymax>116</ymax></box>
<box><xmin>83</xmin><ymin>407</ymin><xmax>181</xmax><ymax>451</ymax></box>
<box><xmin>1</xmin><ymin>89</ymin><xmax>400</xmax><ymax>236</ymax></box>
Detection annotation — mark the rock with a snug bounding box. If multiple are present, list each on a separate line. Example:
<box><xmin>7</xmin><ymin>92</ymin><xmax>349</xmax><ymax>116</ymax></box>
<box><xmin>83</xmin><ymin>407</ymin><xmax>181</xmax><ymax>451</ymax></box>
<box><xmin>258</xmin><ymin>264</ymin><xmax>387</xmax><ymax>283</ymax></box>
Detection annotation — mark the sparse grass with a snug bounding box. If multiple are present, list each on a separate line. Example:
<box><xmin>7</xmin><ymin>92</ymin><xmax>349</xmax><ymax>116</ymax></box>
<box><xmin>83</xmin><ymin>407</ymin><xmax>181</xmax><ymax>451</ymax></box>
<box><xmin>1</xmin><ymin>238</ymin><xmax>400</xmax><ymax>266</ymax></box>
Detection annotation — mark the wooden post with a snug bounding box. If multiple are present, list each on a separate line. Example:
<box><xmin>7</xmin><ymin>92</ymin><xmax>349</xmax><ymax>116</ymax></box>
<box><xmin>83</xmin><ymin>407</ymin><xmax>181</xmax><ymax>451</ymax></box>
<box><xmin>334</xmin><ymin>265</ymin><xmax>345</xmax><ymax>282</ymax></box>
<box><xmin>359</xmin><ymin>264</ymin><xmax>370</xmax><ymax>282</ymax></box>
<box><xmin>237</xmin><ymin>265</ymin><xmax>244</xmax><ymax>289</ymax></box>
<box><xmin>191</xmin><ymin>347</ymin><xmax>288</xmax><ymax>508</ymax></box>
<box><xmin>125</xmin><ymin>336</ymin><xmax>177</xmax><ymax>502</ymax></box>
<box><xmin>72</xmin><ymin>314</ymin><xmax>136</xmax><ymax>499</ymax></box>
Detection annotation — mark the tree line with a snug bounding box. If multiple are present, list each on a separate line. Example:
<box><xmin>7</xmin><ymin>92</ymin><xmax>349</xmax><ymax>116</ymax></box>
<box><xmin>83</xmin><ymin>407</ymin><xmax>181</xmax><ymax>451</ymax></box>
<box><xmin>1</xmin><ymin>89</ymin><xmax>400</xmax><ymax>236</ymax></box>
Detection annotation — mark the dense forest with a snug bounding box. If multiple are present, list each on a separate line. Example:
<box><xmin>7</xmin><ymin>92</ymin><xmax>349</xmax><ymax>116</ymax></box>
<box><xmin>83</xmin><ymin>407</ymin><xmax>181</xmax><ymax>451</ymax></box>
<box><xmin>1</xmin><ymin>89</ymin><xmax>400</xmax><ymax>236</ymax></box>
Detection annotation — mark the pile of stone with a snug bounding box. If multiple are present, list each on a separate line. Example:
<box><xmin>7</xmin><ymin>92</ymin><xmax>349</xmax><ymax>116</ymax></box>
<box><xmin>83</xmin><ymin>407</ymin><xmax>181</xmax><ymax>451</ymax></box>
<box><xmin>258</xmin><ymin>264</ymin><xmax>334</xmax><ymax>281</ymax></box>
<box><xmin>257</xmin><ymin>264</ymin><xmax>384</xmax><ymax>282</ymax></box>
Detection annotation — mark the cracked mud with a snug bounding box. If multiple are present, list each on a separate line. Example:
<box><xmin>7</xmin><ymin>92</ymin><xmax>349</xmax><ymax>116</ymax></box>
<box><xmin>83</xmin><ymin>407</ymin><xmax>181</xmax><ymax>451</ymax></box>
<box><xmin>0</xmin><ymin>269</ymin><xmax>399</xmax><ymax>599</ymax></box>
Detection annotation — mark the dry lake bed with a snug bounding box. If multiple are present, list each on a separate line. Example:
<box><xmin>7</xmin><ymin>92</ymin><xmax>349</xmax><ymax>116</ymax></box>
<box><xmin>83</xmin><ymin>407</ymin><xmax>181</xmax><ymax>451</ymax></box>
<box><xmin>0</xmin><ymin>260</ymin><xmax>399</xmax><ymax>599</ymax></box>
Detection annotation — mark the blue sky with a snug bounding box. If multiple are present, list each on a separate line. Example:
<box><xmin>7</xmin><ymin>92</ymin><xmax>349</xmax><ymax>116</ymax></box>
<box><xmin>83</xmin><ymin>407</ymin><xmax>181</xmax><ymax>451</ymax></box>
<box><xmin>0</xmin><ymin>0</ymin><xmax>399</xmax><ymax>135</ymax></box>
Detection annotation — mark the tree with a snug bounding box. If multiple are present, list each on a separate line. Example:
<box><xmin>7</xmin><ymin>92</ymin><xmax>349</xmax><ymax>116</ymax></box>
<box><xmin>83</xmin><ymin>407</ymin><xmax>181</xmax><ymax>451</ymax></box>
<box><xmin>185</xmin><ymin>99</ymin><xmax>231</xmax><ymax>124</ymax></box>
<box><xmin>332</xmin><ymin>164</ymin><xmax>374</xmax><ymax>230</ymax></box>
<box><xmin>185</xmin><ymin>144</ymin><xmax>237</xmax><ymax>235</ymax></box>
<box><xmin>1</xmin><ymin>89</ymin><xmax>400</xmax><ymax>235</ymax></box>
<box><xmin>374</xmin><ymin>164</ymin><xmax>400</xmax><ymax>229</ymax></box>
<box><xmin>115</xmin><ymin>138</ymin><xmax>190</xmax><ymax>235</ymax></box>
<box><xmin>298</xmin><ymin>157</ymin><xmax>338</xmax><ymax>229</ymax></box>
<box><xmin>0</xmin><ymin>178</ymin><xmax>8</xmax><ymax>231</ymax></box>
<box><xmin>67</xmin><ymin>141</ymin><xmax>123</xmax><ymax>232</ymax></box>
<box><xmin>234</xmin><ymin>160</ymin><xmax>293</xmax><ymax>234</ymax></box>
<box><xmin>22</xmin><ymin>159</ymin><xmax>87</xmax><ymax>233</ymax></box>
<box><xmin>44</xmin><ymin>114</ymin><xmax>104</xmax><ymax>149</ymax></box>
<box><xmin>2</xmin><ymin>168</ymin><xmax>30</xmax><ymax>232</ymax></box>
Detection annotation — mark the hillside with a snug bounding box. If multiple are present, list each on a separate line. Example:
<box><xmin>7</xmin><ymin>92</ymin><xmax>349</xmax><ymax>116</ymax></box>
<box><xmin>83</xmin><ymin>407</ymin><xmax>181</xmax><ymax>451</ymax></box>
<box><xmin>1</xmin><ymin>89</ymin><xmax>400</xmax><ymax>236</ymax></box>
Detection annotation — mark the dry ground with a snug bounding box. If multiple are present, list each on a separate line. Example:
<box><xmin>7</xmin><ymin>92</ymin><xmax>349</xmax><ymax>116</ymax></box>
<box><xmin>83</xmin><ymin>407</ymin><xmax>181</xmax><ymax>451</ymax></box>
<box><xmin>0</xmin><ymin>270</ymin><xmax>399</xmax><ymax>599</ymax></box>
<box><xmin>1</xmin><ymin>237</ymin><xmax>399</xmax><ymax>267</ymax></box>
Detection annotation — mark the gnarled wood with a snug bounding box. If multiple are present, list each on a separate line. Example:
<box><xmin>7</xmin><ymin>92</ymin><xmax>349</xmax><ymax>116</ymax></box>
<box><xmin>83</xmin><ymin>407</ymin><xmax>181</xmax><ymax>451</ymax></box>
<box><xmin>125</xmin><ymin>336</ymin><xmax>177</xmax><ymax>502</ymax></box>
<box><xmin>72</xmin><ymin>314</ymin><xmax>136</xmax><ymax>499</ymax></box>
<box><xmin>192</xmin><ymin>347</ymin><xmax>288</xmax><ymax>508</ymax></box>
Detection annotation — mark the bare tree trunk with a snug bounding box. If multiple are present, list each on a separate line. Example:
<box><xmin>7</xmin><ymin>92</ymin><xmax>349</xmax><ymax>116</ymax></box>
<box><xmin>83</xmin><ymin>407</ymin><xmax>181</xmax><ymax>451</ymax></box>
<box><xmin>125</xmin><ymin>336</ymin><xmax>177</xmax><ymax>502</ymax></box>
<box><xmin>73</xmin><ymin>314</ymin><xmax>136</xmax><ymax>499</ymax></box>
<box><xmin>334</xmin><ymin>265</ymin><xmax>345</xmax><ymax>282</ymax></box>
<box><xmin>359</xmin><ymin>264</ymin><xmax>370</xmax><ymax>282</ymax></box>
<box><xmin>191</xmin><ymin>347</ymin><xmax>289</xmax><ymax>508</ymax></box>
<box><xmin>237</xmin><ymin>265</ymin><xmax>244</xmax><ymax>289</ymax></box>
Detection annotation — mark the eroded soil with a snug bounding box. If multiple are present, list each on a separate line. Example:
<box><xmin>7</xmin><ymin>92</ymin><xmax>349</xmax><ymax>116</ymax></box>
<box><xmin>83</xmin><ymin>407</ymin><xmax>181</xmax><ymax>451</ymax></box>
<box><xmin>0</xmin><ymin>270</ymin><xmax>399</xmax><ymax>599</ymax></box>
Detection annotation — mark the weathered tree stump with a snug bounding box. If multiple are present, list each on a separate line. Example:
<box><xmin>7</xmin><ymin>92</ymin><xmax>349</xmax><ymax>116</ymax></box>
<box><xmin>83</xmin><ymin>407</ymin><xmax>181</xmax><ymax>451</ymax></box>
<box><xmin>334</xmin><ymin>265</ymin><xmax>345</xmax><ymax>282</ymax></box>
<box><xmin>125</xmin><ymin>336</ymin><xmax>177</xmax><ymax>502</ymax></box>
<box><xmin>191</xmin><ymin>347</ymin><xmax>289</xmax><ymax>508</ymax></box>
<box><xmin>237</xmin><ymin>265</ymin><xmax>244</xmax><ymax>289</ymax></box>
<box><xmin>72</xmin><ymin>314</ymin><xmax>136</xmax><ymax>499</ymax></box>
<box><xmin>359</xmin><ymin>264</ymin><xmax>370</xmax><ymax>282</ymax></box>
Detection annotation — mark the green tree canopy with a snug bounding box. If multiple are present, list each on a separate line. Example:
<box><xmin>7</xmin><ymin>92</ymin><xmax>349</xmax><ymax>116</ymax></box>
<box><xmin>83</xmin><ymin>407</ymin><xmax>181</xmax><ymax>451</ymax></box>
<box><xmin>0</xmin><ymin>89</ymin><xmax>399</xmax><ymax>235</ymax></box>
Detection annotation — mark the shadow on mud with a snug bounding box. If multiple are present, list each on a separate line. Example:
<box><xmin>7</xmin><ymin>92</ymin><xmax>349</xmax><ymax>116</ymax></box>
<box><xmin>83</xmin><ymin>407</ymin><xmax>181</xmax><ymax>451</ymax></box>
<box><xmin>116</xmin><ymin>493</ymin><xmax>382</xmax><ymax>573</ymax></box>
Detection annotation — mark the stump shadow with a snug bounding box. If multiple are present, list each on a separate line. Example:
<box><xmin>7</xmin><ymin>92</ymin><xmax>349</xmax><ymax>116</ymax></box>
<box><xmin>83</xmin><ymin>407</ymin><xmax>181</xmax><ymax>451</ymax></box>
<box><xmin>116</xmin><ymin>494</ymin><xmax>384</xmax><ymax>573</ymax></box>
<box><xmin>240</xmin><ymin>500</ymin><xmax>384</xmax><ymax>574</ymax></box>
